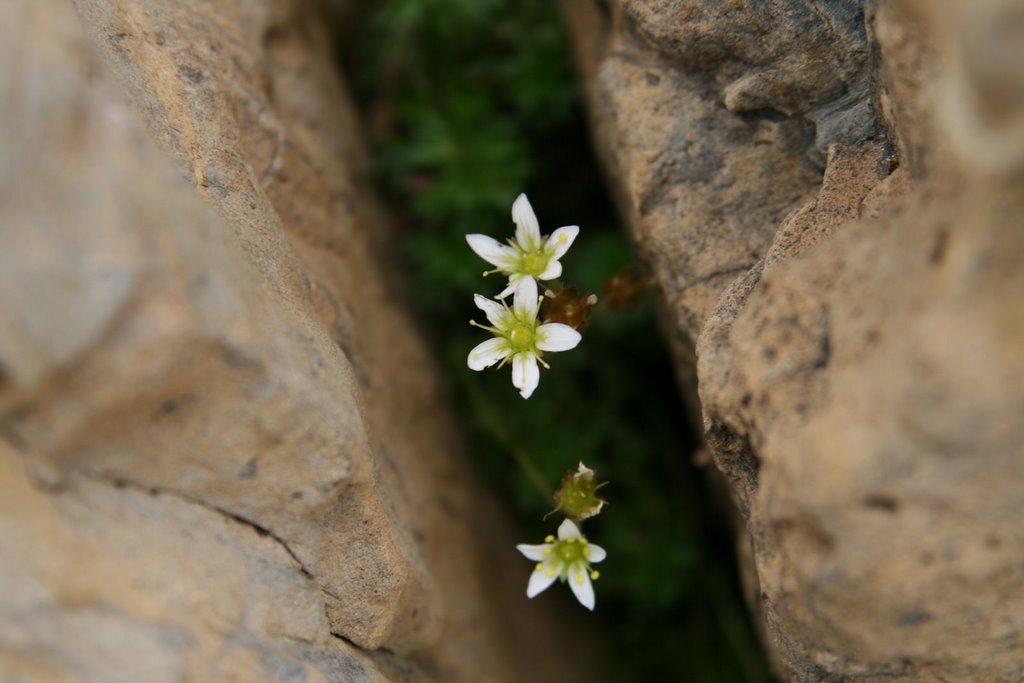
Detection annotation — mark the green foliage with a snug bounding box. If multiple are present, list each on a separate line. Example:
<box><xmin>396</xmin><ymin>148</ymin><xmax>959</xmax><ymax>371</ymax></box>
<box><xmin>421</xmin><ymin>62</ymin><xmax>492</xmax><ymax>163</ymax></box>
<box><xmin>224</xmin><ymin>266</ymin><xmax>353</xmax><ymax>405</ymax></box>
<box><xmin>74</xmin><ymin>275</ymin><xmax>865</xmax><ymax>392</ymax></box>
<box><xmin>342</xmin><ymin>1</ymin><xmax>772</xmax><ymax>680</ymax></box>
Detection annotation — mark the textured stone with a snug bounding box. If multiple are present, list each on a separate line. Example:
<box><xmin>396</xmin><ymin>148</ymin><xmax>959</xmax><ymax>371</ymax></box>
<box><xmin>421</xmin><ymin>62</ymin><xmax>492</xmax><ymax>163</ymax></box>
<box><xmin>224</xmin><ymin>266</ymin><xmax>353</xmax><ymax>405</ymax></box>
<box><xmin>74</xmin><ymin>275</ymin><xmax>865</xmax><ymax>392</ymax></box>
<box><xmin>0</xmin><ymin>440</ymin><xmax>387</xmax><ymax>683</ymax></box>
<box><xmin>699</xmin><ymin>193</ymin><xmax>1024</xmax><ymax>682</ymax></box>
<box><xmin>567</xmin><ymin>0</ymin><xmax>1024</xmax><ymax>680</ymax></box>
<box><xmin>0</xmin><ymin>0</ymin><xmax>589</xmax><ymax>680</ymax></box>
<box><xmin>563</xmin><ymin>0</ymin><xmax>830</xmax><ymax>423</ymax></box>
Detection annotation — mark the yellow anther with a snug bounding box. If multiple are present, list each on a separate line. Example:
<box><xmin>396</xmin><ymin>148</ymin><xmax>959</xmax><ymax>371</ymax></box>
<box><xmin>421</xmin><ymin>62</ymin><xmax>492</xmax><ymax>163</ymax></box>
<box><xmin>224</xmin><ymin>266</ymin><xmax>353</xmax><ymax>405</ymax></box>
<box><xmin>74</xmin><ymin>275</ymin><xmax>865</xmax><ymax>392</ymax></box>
<box><xmin>535</xmin><ymin>563</ymin><xmax>543</xmax><ymax>570</ymax></box>
<box><xmin>544</xmin><ymin>535</ymin><xmax>555</xmax><ymax>543</ymax></box>
<box><xmin>545</xmin><ymin>569</ymin><xmax>556</xmax><ymax>578</ymax></box>
<box><xmin>581</xmin><ymin>539</ymin><xmax>589</xmax><ymax>545</ymax></box>
<box><xmin>590</xmin><ymin>570</ymin><xmax>600</xmax><ymax>580</ymax></box>
<box><xmin>583</xmin><ymin>547</ymin><xmax>590</xmax><ymax>557</ymax></box>
<box><xmin>566</xmin><ymin>537</ymin><xmax>576</xmax><ymax>543</ymax></box>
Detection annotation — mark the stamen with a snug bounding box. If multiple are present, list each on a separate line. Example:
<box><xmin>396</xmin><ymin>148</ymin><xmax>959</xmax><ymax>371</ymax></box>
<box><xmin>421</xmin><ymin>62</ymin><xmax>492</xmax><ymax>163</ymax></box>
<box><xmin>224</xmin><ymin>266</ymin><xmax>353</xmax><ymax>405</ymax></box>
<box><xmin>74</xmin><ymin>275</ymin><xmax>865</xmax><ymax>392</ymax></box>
<box><xmin>537</xmin><ymin>357</ymin><xmax>551</xmax><ymax>370</ymax></box>
<box><xmin>535</xmin><ymin>563</ymin><xmax>543</xmax><ymax>570</ymax></box>
<box><xmin>590</xmin><ymin>570</ymin><xmax>600</xmax><ymax>580</ymax></box>
<box><xmin>468</xmin><ymin>320</ymin><xmax>500</xmax><ymax>334</ymax></box>
<box><xmin>544</xmin><ymin>535</ymin><xmax>555</xmax><ymax>543</ymax></box>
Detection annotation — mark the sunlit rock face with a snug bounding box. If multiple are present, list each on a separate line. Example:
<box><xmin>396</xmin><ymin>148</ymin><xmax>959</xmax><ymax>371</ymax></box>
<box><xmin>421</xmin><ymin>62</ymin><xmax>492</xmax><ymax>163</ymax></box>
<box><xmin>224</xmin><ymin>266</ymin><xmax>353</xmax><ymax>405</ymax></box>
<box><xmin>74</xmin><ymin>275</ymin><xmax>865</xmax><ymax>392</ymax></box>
<box><xmin>565</xmin><ymin>0</ymin><xmax>1024</xmax><ymax>680</ymax></box>
<box><xmin>0</xmin><ymin>1</ymin><xmax>590</xmax><ymax>681</ymax></box>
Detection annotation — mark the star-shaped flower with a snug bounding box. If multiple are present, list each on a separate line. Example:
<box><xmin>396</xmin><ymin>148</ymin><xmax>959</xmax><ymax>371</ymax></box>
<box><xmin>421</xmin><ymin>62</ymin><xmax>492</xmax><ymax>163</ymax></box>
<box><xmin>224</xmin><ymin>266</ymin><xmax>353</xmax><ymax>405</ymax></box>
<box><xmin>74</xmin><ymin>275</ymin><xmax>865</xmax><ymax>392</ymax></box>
<box><xmin>466</xmin><ymin>193</ymin><xmax>579</xmax><ymax>298</ymax></box>
<box><xmin>467</xmin><ymin>277</ymin><xmax>581</xmax><ymax>399</ymax></box>
<box><xmin>516</xmin><ymin>519</ymin><xmax>607</xmax><ymax>610</ymax></box>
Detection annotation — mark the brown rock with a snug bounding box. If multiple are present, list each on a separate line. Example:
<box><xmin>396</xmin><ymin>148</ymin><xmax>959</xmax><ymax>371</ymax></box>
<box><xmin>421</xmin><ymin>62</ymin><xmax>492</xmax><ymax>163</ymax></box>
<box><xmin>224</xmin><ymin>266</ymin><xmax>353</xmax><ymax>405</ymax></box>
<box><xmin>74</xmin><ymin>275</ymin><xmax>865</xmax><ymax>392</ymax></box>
<box><xmin>0</xmin><ymin>439</ymin><xmax>389</xmax><ymax>683</ymax></box>
<box><xmin>0</xmin><ymin>0</ymin><xmax>590</xmax><ymax>680</ymax></box>
<box><xmin>567</xmin><ymin>0</ymin><xmax>1024</xmax><ymax>680</ymax></box>
<box><xmin>701</xmin><ymin>195</ymin><xmax>1024</xmax><ymax>681</ymax></box>
<box><xmin>562</xmin><ymin>0</ymin><xmax>827</xmax><ymax>421</ymax></box>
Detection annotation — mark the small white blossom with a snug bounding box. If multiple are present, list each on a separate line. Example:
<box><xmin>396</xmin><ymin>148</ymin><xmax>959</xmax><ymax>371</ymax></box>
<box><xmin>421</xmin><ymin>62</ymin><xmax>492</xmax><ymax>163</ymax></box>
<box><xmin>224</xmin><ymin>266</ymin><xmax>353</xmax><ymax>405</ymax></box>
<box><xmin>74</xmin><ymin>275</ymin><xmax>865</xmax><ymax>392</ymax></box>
<box><xmin>516</xmin><ymin>519</ymin><xmax>606</xmax><ymax>610</ymax></box>
<box><xmin>466</xmin><ymin>193</ymin><xmax>579</xmax><ymax>298</ymax></box>
<box><xmin>467</xmin><ymin>277</ymin><xmax>581</xmax><ymax>399</ymax></box>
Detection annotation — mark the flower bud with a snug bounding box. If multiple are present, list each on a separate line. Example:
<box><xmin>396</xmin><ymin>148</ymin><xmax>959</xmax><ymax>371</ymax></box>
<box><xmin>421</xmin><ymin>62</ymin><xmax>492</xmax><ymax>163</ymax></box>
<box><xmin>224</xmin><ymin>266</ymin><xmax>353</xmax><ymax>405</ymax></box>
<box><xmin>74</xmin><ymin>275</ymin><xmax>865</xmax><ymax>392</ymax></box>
<box><xmin>552</xmin><ymin>462</ymin><xmax>608</xmax><ymax>521</ymax></box>
<box><xmin>542</xmin><ymin>286</ymin><xmax>598</xmax><ymax>331</ymax></box>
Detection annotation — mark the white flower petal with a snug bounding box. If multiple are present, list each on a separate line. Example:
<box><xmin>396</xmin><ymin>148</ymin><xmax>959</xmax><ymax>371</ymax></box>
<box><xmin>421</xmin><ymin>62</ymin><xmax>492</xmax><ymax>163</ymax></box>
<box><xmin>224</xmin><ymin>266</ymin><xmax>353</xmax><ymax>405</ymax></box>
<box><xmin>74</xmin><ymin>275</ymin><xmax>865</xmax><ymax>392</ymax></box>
<box><xmin>466</xmin><ymin>234</ymin><xmax>518</xmax><ymax>268</ymax></box>
<box><xmin>526</xmin><ymin>565</ymin><xmax>559</xmax><ymax>598</ymax></box>
<box><xmin>586</xmin><ymin>544</ymin><xmax>607</xmax><ymax>563</ymax></box>
<box><xmin>512</xmin><ymin>193</ymin><xmax>541</xmax><ymax>251</ymax></box>
<box><xmin>516</xmin><ymin>543</ymin><xmax>551</xmax><ymax>562</ymax></box>
<box><xmin>557</xmin><ymin>518</ymin><xmax>582</xmax><ymax>540</ymax></box>
<box><xmin>468</xmin><ymin>338</ymin><xmax>509</xmax><ymax>371</ymax></box>
<box><xmin>535</xmin><ymin>323</ymin><xmax>581</xmax><ymax>352</ymax></box>
<box><xmin>512</xmin><ymin>353</ymin><xmax>540</xmax><ymax>399</ymax></box>
<box><xmin>512</xmin><ymin>277</ymin><xmax>539</xmax><ymax>321</ymax></box>
<box><xmin>568</xmin><ymin>566</ymin><xmax>596</xmax><ymax>610</ymax></box>
<box><xmin>473</xmin><ymin>294</ymin><xmax>507</xmax><ymax>327</ymax></box>
<box><xmin>545</xmin><ymin>225</ymin><xmax>579</xmax><ymax>260</ymax></box>
<box><xmin>497</xmin><ymin>274</ymin><xmax>523</xmax><ymax>299</ymax></box>
<box><xmin>537</xmin><ymin>259</ymin><xmax>562</xmax><ymax>281</ymax></box>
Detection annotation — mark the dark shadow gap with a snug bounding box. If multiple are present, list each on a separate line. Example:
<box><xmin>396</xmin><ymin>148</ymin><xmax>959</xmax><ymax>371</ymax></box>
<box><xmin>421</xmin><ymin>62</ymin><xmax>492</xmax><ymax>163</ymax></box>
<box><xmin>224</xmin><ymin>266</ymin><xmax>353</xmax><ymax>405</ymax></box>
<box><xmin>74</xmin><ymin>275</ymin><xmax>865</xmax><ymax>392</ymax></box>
<box><xmin>330</xmin><ymin>2</ymin><xmax>772</xmax><ymax>680</ymax></box>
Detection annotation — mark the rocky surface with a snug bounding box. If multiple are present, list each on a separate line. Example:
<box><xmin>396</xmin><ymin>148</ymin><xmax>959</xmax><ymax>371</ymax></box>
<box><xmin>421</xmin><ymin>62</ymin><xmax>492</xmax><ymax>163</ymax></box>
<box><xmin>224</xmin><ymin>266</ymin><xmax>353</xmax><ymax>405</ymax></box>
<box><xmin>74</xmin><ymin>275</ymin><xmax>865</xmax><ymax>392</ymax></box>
<box><xmin>566</xmin><ymin>0</ymin><xmax>1023</xmax><ymax>680</ymax></box>
<box><xmin>0</xmin><ymin>1</ymin><xmax>588</xmax><ymax>681</ymax></box>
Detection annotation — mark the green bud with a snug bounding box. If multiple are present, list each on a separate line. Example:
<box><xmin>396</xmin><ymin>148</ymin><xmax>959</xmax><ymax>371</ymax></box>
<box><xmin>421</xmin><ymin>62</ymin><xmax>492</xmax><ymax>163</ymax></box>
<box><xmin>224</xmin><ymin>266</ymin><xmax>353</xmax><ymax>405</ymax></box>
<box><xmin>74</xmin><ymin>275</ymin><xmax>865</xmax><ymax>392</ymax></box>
<box><xmin>552</xmin><ymin>462</ymin><xmax>608</xmax><ymax>521</ymax></box>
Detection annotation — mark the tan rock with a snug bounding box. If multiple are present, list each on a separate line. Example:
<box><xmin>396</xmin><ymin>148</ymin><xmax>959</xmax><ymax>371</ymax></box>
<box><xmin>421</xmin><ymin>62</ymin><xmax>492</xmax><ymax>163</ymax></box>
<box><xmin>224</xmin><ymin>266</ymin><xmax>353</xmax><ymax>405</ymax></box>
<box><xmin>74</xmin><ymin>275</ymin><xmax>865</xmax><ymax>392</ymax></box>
<box><xmin>562</xmin><ymin>0</ymin><xmax>825</xmax><ymax>421</ymax></box>
<box><xmin>567</xmin><ymin>0</ymin><xmax>1024</xmax><ymax>679</ymax></box>
<box><xmin>0</xmin><ymin>440</ymin><xmax>389</xmax><ymax>683</ymax></box>
<box><xmin>0</xmin><ymin>0</ymin><xmax>590</xmax><ymax>680</ymax></box>
<box><xmin>701</xmin><ymin>198</ymin><xmax>1024</xmax><ymax>680</ymax></box>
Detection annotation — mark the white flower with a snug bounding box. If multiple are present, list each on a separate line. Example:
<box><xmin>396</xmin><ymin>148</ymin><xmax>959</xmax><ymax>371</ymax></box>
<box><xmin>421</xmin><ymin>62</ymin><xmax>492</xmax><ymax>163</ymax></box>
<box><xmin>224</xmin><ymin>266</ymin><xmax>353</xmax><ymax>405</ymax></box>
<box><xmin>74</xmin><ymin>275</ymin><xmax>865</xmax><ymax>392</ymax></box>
<box><xmin>467</xmin><ymin>277</ymin><xmax>581</xmax><ymax>399</ymax></box>
<box><xmin>516</xmin><ymin>519</ymin><xmax>607</xmax><ymax>611</ymax></box>
<box><xmin>466</xmin><ymin>193</ymin><xmax>579</xmax><ymax>298</ymax></box>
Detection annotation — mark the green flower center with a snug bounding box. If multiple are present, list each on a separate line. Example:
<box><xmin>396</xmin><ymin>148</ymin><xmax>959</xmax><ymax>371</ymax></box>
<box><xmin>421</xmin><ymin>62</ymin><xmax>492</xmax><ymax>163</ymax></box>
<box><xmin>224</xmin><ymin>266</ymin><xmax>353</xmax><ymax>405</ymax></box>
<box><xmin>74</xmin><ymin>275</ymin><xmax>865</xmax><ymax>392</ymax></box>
<box><xmin>519</xmin><ymin>250</ymin><xmax>550</xmax><ymax>277</ymax></box>
<box><xmin>552</xmin><ymin>538</ymin><xmax>589</xmax><ymax>566</ymax></box>
<box><xmin>508</xmin><ymin>322</ymin><xmax>536</xmax><ymax>352</ymax></box>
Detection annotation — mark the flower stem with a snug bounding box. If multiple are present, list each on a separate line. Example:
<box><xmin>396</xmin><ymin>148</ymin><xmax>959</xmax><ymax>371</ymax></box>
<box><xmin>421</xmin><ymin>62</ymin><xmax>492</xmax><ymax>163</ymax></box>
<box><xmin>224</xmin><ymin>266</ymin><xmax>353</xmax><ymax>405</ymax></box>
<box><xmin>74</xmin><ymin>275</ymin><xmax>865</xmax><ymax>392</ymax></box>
<box><xmin>461</xmin><ymin>371</ymin><xmax>553</xmax><ymax>502</ymax></box>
